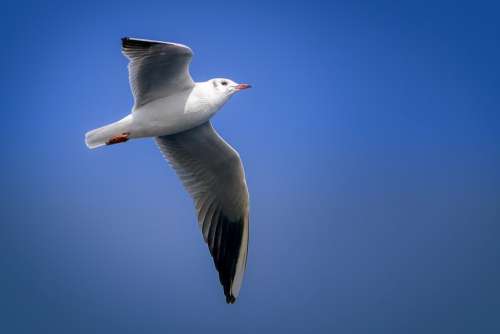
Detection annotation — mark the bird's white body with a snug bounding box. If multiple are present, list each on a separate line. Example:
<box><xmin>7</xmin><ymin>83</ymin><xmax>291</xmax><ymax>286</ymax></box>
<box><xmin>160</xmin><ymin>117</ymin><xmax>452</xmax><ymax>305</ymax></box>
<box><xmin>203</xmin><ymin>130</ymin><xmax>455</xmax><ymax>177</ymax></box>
<box><xmin>130</xmin><ymin>81</ymin><xmax>227</xmax><ymax>138</ymax></box>
<box><xmin>86</xmin><ymin>81</ymin><xmax>232</xmax><ymax>148</ymax></box>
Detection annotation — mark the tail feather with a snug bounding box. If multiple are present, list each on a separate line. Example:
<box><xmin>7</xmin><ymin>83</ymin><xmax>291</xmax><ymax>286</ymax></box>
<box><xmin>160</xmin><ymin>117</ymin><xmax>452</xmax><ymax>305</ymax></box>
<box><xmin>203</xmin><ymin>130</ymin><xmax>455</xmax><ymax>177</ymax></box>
<box><xmin>85</xmin><ymin>115</ymin><xmax>132</xmax><ymax>149</ymax></box>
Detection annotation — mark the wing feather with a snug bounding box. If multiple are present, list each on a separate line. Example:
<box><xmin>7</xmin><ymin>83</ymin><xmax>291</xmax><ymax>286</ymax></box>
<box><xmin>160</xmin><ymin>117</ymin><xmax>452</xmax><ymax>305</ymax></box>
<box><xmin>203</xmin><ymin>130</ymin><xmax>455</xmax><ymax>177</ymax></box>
<box><xmin>122</xmin><ymin>37</ymin><xmax>195</xmax><ymax>107</ymax></box>
<box><xmin>156</xmin><ymin>122</ymin><xmax>249</xmax><ymax>303</ymax></box>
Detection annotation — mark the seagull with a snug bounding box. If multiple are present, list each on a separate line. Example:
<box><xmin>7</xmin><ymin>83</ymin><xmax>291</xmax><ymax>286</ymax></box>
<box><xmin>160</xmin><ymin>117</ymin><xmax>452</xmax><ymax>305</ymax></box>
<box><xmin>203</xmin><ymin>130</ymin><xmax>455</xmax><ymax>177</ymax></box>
<box><xmin>85</xmin><ymin>37</ymin><xmax>251</xmax><ymax>304</ymax></box>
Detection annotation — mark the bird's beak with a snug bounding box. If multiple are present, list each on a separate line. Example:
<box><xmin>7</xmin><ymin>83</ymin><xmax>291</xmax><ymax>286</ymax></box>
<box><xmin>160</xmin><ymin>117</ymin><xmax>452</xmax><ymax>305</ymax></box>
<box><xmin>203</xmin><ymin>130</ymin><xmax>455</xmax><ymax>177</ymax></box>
<box><xmin>234</xmin><ymin>83</ymin><xmax>251</xmax><ymax>91</ymax></box>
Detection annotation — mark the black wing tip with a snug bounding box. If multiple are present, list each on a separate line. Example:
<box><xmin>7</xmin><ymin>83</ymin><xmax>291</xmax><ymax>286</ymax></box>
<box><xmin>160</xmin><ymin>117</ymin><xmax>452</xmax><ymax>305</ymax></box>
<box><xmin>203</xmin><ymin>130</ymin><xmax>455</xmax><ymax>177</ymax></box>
<box><xmin>207</xmin><ymin>213</ymin><xmax>245</xmax><ymax>305</ymax></box>
<box><xmin>225</xmin><ymin>294</ymin><xmax>236</xmax><ymax>304</ymax></box>
<box><xmin>121</xmin><ymin>37</ymin><xmax>158</xmax><ymax>49</ymax></box>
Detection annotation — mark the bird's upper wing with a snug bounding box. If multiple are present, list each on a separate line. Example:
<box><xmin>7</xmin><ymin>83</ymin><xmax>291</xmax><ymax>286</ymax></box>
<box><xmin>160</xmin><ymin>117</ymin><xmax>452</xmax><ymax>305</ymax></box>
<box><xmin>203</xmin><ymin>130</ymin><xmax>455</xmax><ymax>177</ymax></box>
<box><xmin>122</xmin><ymin>37</ymin><xmax>195</xmax><ymax>108</ymax></box>
<box><xmin>156</xmin><ymin>122</ymin><xmax>249</xmax><ymax>304</ymax></box>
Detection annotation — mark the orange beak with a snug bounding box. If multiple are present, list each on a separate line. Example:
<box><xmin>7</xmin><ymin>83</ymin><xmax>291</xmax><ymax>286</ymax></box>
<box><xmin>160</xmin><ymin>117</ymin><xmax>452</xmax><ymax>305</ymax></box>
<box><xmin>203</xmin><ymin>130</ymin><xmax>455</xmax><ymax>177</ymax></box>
<box><xmin>235</xmin><ymin>83</ymin><xmax>252</xmax><ymax>90</ymax></box>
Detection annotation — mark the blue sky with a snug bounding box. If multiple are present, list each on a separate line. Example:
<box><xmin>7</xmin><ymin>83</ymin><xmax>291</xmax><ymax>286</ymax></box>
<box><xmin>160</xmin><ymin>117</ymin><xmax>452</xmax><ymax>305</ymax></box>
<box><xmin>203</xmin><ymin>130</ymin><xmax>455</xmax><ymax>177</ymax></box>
<box><xmin>1</xmin><ymin>0</ymin><xmax>499</xmax><ymax>333</ymax></box>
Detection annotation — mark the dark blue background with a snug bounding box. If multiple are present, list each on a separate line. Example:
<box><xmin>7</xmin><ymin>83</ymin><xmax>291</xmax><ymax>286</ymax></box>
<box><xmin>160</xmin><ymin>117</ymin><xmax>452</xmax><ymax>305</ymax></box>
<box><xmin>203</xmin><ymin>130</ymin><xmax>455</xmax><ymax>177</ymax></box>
<box><xmin>1</xmin><ymin>0</ymin><xmax>499</xmax><ymax>333</ymax></box>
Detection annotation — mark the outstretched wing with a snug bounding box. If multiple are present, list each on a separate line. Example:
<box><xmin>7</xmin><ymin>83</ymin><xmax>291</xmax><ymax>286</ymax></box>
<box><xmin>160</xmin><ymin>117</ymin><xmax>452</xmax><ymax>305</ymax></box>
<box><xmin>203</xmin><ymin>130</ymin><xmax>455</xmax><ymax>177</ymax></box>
<box><xmin>156</xmin><ymin>122</ymin><xmax>249</xmax><ymax>304</ymax></box>
<box><xmin>122</xmin><ymin>37</ymin><xmax>195</xmax><ymax>108</ymax></box>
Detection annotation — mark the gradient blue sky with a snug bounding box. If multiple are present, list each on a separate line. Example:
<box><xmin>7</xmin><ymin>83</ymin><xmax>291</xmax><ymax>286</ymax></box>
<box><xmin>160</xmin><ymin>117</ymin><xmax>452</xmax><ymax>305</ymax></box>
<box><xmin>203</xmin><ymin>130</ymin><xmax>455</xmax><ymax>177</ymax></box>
<box><xmin>1</xmin><ymin>0</ymin><xmax>499</xmax><ymax>333</ymax></box>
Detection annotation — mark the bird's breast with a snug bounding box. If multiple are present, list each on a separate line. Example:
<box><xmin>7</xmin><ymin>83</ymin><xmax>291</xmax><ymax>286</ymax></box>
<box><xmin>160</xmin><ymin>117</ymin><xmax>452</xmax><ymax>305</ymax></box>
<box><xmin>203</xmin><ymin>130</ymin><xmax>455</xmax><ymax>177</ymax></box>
<box><xmin>130</xmin><ymin>91</ymin><xmax>217</xmax><ymax>138</ymax></box>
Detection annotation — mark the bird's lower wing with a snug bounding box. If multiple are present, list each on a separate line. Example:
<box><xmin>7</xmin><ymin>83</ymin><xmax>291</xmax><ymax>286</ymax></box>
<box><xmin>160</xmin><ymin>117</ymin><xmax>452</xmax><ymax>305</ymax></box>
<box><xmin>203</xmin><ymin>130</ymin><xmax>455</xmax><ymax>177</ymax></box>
<box><xmin>155</xmin><ymin>122</ymin><xmax>249</xmax><ymax>303</ymax></box>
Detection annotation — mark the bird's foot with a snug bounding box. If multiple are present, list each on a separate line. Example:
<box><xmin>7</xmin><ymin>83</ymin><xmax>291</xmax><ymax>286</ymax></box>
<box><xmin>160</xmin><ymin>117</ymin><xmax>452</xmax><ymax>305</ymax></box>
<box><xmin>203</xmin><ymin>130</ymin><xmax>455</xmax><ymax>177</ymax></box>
<box><xmin>106</xmin><ymin>133</ymin><xmax>130</xmax><ymax>145</ymax></box>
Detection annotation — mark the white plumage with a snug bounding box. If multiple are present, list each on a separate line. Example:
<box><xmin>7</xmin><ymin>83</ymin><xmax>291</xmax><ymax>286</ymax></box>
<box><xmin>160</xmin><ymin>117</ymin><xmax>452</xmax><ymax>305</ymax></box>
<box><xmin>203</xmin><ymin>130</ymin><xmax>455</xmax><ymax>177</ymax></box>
<box><xmin>85</xmin><ymin>37</ymin><xmax>251</xmax><ymax>303</ymax></box>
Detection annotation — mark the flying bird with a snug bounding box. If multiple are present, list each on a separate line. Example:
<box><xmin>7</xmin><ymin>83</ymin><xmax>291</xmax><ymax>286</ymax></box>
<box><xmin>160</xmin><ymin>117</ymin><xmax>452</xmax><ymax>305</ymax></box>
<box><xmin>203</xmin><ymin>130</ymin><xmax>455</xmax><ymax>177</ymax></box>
<box><xmin>85</xmin><ymin>37</ymin><xmax>251</xmax><ymax>304</ymax></box>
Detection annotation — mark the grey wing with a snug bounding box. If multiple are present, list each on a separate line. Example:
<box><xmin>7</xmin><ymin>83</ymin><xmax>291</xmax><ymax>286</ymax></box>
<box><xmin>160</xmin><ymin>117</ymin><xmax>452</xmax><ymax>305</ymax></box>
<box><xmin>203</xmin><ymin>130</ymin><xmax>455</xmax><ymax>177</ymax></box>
<box><xmin>122</xmin><ymin>37</ymin><xmax>195</xmax><ymax>108</ymax></box>
<box><xmin>156</xmin><ymin>122</ymin><xmax>250</xmax><ymax>304</ymax></box>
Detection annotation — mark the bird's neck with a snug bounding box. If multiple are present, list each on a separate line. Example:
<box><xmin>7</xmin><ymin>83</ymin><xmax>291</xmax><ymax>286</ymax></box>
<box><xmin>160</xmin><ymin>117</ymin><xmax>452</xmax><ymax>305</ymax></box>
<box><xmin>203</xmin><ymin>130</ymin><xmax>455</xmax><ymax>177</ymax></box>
<box><xmin>195</xmin><ymin>81</ymin><xmax>231</xmax><ymax>111</ymax></box>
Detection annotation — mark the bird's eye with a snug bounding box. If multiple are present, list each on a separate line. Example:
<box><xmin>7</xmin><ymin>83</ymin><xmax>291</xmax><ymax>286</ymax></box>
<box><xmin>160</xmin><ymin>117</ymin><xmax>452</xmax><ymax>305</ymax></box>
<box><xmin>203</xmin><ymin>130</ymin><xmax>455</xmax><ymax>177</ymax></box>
<box><xmin>221</xmin><ymin>81</ymin><xmax>228</xmax><ymax>86</ymax></box>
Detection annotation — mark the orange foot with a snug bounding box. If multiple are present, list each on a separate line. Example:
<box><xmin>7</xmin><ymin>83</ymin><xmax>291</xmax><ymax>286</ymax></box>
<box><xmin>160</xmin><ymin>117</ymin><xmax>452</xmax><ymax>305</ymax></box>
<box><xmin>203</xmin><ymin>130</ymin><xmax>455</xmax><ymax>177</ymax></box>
<box><xmin>106</xmin><ymin>133</ymin><xmax>130</xmax><ymax>145</ymax></box>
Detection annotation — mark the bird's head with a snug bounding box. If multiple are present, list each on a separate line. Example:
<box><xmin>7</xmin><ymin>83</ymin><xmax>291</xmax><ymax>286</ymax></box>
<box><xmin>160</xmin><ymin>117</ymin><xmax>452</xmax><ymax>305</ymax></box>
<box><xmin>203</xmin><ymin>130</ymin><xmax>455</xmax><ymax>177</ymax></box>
<box><xmin>210</xmin><ymin>78</ymin><xmax>251</xmax><ymax>97</ymax></box>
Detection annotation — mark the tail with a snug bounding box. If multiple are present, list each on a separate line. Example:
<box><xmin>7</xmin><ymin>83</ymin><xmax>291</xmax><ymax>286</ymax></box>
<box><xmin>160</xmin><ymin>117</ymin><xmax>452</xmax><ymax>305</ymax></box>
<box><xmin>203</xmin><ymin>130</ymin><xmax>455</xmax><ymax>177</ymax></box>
<box><xmin>85</xmin><ymin>115</ymin><xmax>133</xmax><ymax>149</ymax></box>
